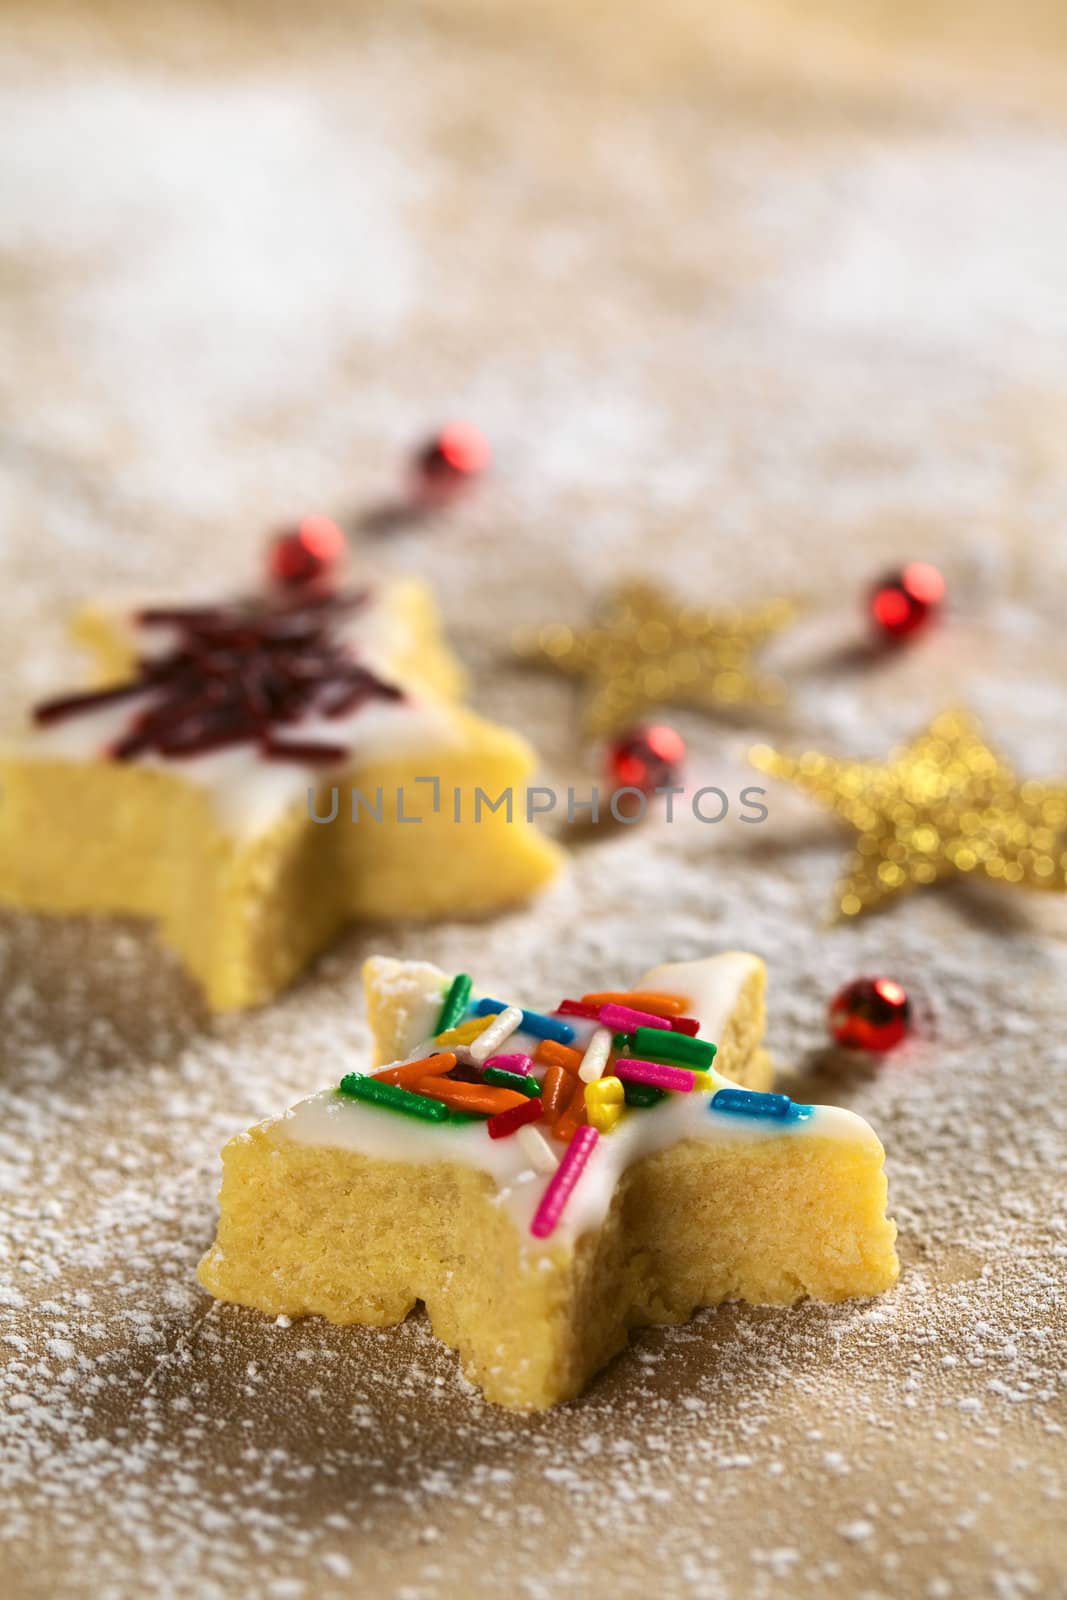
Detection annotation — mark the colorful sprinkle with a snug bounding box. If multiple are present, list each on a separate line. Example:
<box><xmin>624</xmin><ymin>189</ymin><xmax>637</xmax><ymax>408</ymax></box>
<box><xmin>615</xmin><ymin>1058</ymin><xmax>695</xmax><ymax>1093</ymax></box>
<box><xmin>420</xmin><ymin>1079</ymin><xmax>528</xmax><ymax>1116</ymax></box>
<box><xmin>530</xmin><ymin>1125</ymin><xmax>600</xmax><ymax>1238</ymax></box>
<box><xmin>338</xmin><ymin>1074</ymin><xmax>450</xmax><ymax>1121</ymax></box>
<box><xmin>437</xmin><ymin>1015</ymin><xmax>493</xmax><ymax>1047</ymax></box>
<box><xmin>483</xmin><ymin>1066</ymin><xmax>542</xmax><ymax>1097</ymax></box>
<box><xmin>536</xmin><ymin>1039</ymin><xmax>585</xmax><ymax>1075</ymax></box>
<box><xmin>623</xmin><ymin>1080</ymin><xmax>665</xmax><ymax>1108</ymax></box>
<box><xmin>584</xmin><ymin>1075</ymin><xmax>625</xmax><ymax>1132</ymax></box>
<box><xmin>474</xmin><ymin>998</ymin><xmax>575</xmax><ymax>1044</ymax></box>
<box><xmin>577</xmin><ymin>1026</ymin><xmax>614</xmax><ymax>1084</ymax></box>
<box><xmin>597</xmin><ymin>1002</ymin><xmax>699</xmax><ymax>1036</ymax></box>
<box><xmin>597</xmin><ymin>1002</ymin><xmax>673</xmax><ymax>1034</ymax></box>
<box><xmin>660</xmin><ymin>1015</ymin><xmax>700</xmax><ymax>1037</ymax></box>
<box><xmin>710</xmin><ymin>1088</ymin><xmax>813</xmax><ymax>1122</ymax></box>
<box><xmin>435</xmin><ymin>973</ymin><xmax>473</xmax><ymax>1034</ymax></box>
<box><xmin>487</xmin><ymin>1097</ymin><xmax>545</xmax><ymax>1139</ymax></box>
<box><xmin>551</xmin><ymin>1080</ymin><xmax>587</xmax><ymax>1144</ymax></box>
<box><xmin>631</xmin><ymin>1026</ymin><xmax>717</xmax><ymax>1069</ymax></box>
<box><xmin>541</xmin><ymin>1063</ymin><xmax>575</xmax><ymax>1119</ymax></box>
<box><xmin>483</xmin><ymin>1052</ymin><xmax>535</xmax><ymax>1076</ymax></box>
<box><xmin>372</xmin><ymin>1051</ymin><xmax>457</xmax><ymax>1088</ymax></box>
<box><xmin>555</xmin><ymin>999</ymin><xmax>604</xmax><ymax>1022</ymax></box>
<box><xmin>468</xmin><ymin>1004</ymin><xmax>523</xmax><ymax>1064</ymax></box>
<box><xmin>581</xmin><ymin>990</ymin><xmax>691</xmax><ymax>1017</ymax></box>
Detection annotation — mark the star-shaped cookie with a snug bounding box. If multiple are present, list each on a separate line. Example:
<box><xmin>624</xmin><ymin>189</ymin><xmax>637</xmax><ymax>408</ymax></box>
<box><xmin>0</xmin><ymin>566</ymin><xmax>562</xmax><ymax>1009</ymax></box>
<box><xmin>198</xmin><ymin>951</ymin><xmax>897</xmax><ymax>1409</ymax></box>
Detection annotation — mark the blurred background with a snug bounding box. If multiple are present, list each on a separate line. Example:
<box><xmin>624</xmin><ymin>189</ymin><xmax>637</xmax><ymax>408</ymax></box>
<box><xmin>3</xmin><ymin>2</ymin><xmax>1066</xmax><ymax>655</ymax></box>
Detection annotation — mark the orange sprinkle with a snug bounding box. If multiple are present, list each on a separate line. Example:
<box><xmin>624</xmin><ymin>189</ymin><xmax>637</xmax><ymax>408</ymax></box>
<box><xmin>419</xmin><ymin>1079</ymin><xmax>527</xmax><ymax>1115</ymax></box>
<box><xmin>581</xmin><ymin>990</ymin><xmax>691</xmax><ymax>1017</ymax></box>
<box><xmin>551</xmin><ymin>1080</ymin><xmax>586</xmax><ymax>1144</ymax></box>
<box><xmin>374</xmin><ymin>1051</ymin><xmax>457</xmax><ymax>1089</ymax></box>
<box><xmin>536</xmin><ymin>1039</ymin><xmax>584</xmax><ymax>1074</ymax></box>
<box><xmin>541</xmin><ymin>1063</ymin><xmax>573</xmax><ymax>1119</ymax></box>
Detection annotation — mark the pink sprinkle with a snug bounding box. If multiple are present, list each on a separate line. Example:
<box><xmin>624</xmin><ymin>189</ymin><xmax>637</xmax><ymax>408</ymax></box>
<box><xmin>559</xmin><ymin>998</ymin><xmax>701</xmax><ymax>1035</ymax></box>
<box><xmin>483</xmin><ymin>1052</ymin><xmax>535</xmax><ymax>1076</ymax></box>
<box><xmin>615</xmin><ymin>1058</ymin><xmax>695</xmax><ymax>1093</ymax></box>
<box><xmin>529</xmin><ymin>1125</ymin><xmax>600</xmax><ymax>1238</ymax></box>
<box><xmin>599</xmin><ymin>1002</ymin><xmax>675</xmax><ymax>1033</ymax></box>
<box><xmin>555</xmin><ymin>1000</ymin><xmax>603</xmax><ymax>1021</ymax></box>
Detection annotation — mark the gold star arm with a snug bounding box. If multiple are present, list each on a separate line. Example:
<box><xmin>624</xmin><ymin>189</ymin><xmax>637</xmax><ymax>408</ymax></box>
<box><xmin>751</xmin><ymin>709</ymin><xmax>1067</xmax><ymax>919</ymax></box>
<box><xmin>516</xmin><ymin>583</ymin><xmax>798</xmax><ymax>738</ymax></box>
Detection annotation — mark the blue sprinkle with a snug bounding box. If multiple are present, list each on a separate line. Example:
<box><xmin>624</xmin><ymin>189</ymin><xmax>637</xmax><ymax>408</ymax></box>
<box><xmin>710</xmin><ymin>1088</ymin><xmax>813</xmax><ymax>1123</ymax></box>
<box><xmin>474</xmin><ymin>997</ymin><xmax>576</xmax><ymax>1044</ymax></box>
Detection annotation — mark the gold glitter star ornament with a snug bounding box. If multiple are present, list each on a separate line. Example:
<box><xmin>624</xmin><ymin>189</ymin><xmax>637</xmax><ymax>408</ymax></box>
<box><xmin>751</xmin><ymin>708</ymin><xmax>1067</xmax><ymax>918</ymax></box>
<box><xmin>516</xmin><ymin>582</ymin><xmax>797</xmax><ymax>737</ymax></box>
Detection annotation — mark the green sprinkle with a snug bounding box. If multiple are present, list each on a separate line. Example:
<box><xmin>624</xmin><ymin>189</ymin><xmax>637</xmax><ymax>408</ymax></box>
<box><xmin>483</xmin><ymin>1067</ymin><xmax>541</xmax><ymax>1097</ymax></box>
<box><xmin>623</xmin><ymin>1081</ymin><xmax>666</xmax><ymax>1108</ymax></box>
<box><xmin>612</xmin><ymin>1032</ymin><xmax>630</xmax><ymax>1051</ymax></box>
<box><xmin>631</xmin><ymin>1026</ymin><xmax>717</xmax><ymax>1069</ymax></box>
<box><xmin>434</xmin><ymin>973</ymin><xmax>473</xmax><ymax>1035</ymax></box>
<box><xmin>338</xmin><ymin>1074</ymin><xmax>449</xmax><ymax>1122</ymax></box>
<box><xmin>447</xmin><ymin>1109</ymin><xmax>490</xmax><ymax>1122</ymax></box>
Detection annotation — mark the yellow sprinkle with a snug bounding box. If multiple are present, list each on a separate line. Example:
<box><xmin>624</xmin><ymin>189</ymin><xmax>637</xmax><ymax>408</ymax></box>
<box><xmin>690</xmin><ymin>1071</ymin><xmax>718</xmax><ymax>1093</ymax></box>
<box><xmin>585</xmin><ymin>1076</ymin><xmax>624</xmax><ymax>1108</ymax></box>
<box><xmin>586</xmin><ymin>1100</ymin><xmax>625</xmax><ymax>1133</ymax></box>
<box><xmin>436</xmin><ymin>1016</ymin><xmax>493</xmax><ymax>1046</ymax></box>
<box><xmin>585</xmin><ymin>1075</ymin><xmax>625</xmax><ymax>1131</ymax></box>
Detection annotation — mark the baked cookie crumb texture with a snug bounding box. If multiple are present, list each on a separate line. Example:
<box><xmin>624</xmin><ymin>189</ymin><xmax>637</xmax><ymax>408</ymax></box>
<box><xmin>198</xmin><ymin>952</ymin><xmax>898</xmax><ymax>1409</ymax></box>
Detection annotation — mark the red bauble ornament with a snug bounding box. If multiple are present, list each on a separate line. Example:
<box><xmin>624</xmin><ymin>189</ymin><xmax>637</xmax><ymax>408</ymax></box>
<box><xmin>607</xmin><ymin>723</ymin><xmax>686</xmax><ymax>797</ymax></box>
<box><xmin>415</xmin><ymin>422</ymin><xmax>491</xmax><ymax>499</ymax></box>
<box><xmin>269</xmin><ymin>516</ymin><xmax>347</xmax><ymax>588</ymax></box>
<box><xmin>828</xmin><ymin>977</ymin><xmax>912</xmax><ymax>1052</ymax></box>
<box><xmin>869</xmin><ymin>562</ymin><xmax>945</xmax><ymax>640</ymax></box>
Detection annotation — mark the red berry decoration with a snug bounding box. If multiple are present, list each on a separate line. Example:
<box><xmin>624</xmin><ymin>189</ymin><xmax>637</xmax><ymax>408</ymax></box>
<box><xmin>869</xmin><ymin>562</ymin><xmax>945</xmax><ymax>640</ymax></box>
<box><xmin>828</xmin><ymin>977</ymin><xmax>912</xmax><ymax>1052</ymax></box>
<box><xmin>608</xmin><ymin>723</ymin><xmax>686</xmax><ymax>797</ymax></box>
<box><xmin>415</xmin><ymin>422</ymin><xmax>491</xmax><ymax>499</ymax></box>
<box><xmin>269</xmin><ymin>516</ymin><xmax>347</xmax><ymax>588</ymax></box>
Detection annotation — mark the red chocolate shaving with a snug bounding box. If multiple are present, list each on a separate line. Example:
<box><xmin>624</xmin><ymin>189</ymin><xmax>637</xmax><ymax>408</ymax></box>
<box><xmin>32</xmin><ymin>589</ymin><xmax>405</xmax><ymax>765</ymax></box>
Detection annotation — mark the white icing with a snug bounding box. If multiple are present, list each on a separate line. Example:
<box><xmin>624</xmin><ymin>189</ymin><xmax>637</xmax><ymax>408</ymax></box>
<box><xmin>363</xmin><ymin>957</ymin><xmax>452</xmax><ymax>1063</ymax></box>
<box><xmin>637</xmin><ymin>952</ymin><xmax>762</xmax><ymax>1038</ymax></box>
<box><xmin>12</xmin><ymin>590</ymin><xmax>462</xmax><ymax>837</ymax></box>
<box><xmin>279</xmin><ymin>954</ymin><xmax>884</xmax><ymax>1254</ymax></box>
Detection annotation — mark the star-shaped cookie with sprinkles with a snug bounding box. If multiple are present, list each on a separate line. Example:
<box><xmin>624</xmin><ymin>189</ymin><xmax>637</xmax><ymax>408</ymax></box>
<box><xmin>198</xmin><ymin>951</ymin><xmax>898</xmax><ymax>1409</ymax></box>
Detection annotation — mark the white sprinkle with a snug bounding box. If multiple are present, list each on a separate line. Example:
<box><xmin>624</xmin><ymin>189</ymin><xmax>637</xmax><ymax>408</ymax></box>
<box><xmin>578</xmin><ymin>1026</ymin><xmax>613</xmax><ymax>1083</ymax></box>
<box><xmin>470</xmin><ymin>1006</ymin><xmax>524</xmax><ymax>1065</ymax></box>
<box><xmin>515</xmin><ymin>1124</ymin><xmax>560</xmax><ymax>1173</ymax></box>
